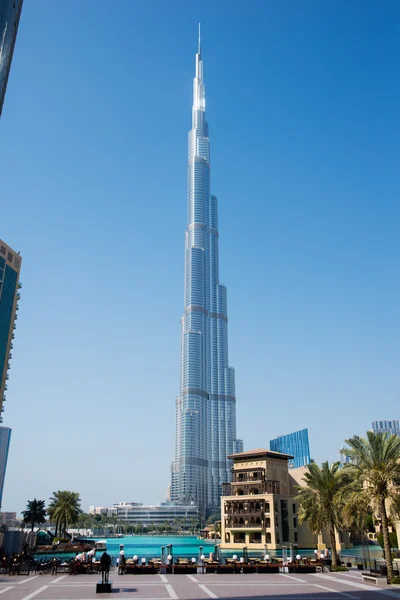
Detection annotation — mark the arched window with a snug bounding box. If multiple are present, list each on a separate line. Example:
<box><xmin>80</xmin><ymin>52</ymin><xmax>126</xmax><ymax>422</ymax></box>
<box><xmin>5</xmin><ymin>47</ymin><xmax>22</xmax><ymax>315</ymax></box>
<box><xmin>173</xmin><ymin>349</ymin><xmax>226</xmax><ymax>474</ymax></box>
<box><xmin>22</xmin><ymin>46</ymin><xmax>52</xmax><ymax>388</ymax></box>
<box><xmin>266</xmin><ymin>532</ymin><xmax>271</xmax><ymax>543</ymax></box>
<box><xmin>265</xmin><ymin>517</ymin><xmax>271</xmax><ymax>528</ymax></box>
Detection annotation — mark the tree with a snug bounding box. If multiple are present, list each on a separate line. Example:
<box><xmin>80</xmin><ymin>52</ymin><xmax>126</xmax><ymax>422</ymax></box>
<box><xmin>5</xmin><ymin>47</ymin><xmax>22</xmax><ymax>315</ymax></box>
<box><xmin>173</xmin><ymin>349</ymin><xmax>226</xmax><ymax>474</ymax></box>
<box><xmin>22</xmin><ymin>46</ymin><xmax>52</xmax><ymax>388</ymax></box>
<box><xmin>190</xmin><ymin>517</ymin><xmax>198</xmax><ymax>534</ymax></box>
<box><xmin>343</xmin><ymin>431</ymin><xmax>400</xmax><ymax>582</ymax></box>
<box><xmin>48</xmin><ymin>491</ymin><xmax>82</xmax><ymax>537</ymax></box>
<box><xmin>296</xmin><ymin>461</ymin><xmax>348</xmax><ymax>567</ymax></box>
<box><xmin>22</xmin><ymin>499</ymin><xmax>46</xmax><ymax>531</ymax></box>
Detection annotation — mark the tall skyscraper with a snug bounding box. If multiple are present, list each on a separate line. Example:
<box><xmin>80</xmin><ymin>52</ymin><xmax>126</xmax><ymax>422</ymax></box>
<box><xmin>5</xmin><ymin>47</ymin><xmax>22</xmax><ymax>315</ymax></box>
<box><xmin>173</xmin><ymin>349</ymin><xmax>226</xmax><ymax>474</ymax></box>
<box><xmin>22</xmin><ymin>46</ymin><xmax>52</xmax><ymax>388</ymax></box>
<box><xmin>339</xmin><ymin>446</ymin><xmax>351</xmax><ymax>466</ymax></box>
<box><xmin>0</xmin><ymin>0</ymin><xmax>24</xmax><ymax>117</ymax></box>
<box><xmin>0</xmin><ymin>427</ymin><xmax>11</xmax><ymax>508</ymax></box>
<box><xmin>372</xmin><ymin>420</ymin><xmax>399</xmax><ymax>436</ymax></box>
<box><xmin>270</xmin><ymin>428</ymin><xmax>311</xmax><ymax>469</ymax></box>
<box><xmin>0</xmin><ymin>239</ymin><xmax>22</xmax><ymax>419</ymax></box>
<box><xmin>171</xmin><ymin>28</ymin><xmax>242</xmax><ymax>515</ymax></box>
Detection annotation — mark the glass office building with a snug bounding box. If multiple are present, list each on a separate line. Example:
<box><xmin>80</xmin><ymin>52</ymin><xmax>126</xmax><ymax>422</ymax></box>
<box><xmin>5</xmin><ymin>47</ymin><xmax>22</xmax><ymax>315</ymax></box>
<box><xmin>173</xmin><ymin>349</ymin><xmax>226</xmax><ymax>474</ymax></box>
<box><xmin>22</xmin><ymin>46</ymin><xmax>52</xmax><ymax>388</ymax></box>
<box><xmin>0</xmin><ymin>0</ymin><xmax>24</xmax><ymax>116</ymax></box>
<box><xmin>0</xmin><ymin>240</ymin><xmax>22</xmax><ymax>419</ymax></box>
<box><xmin>171</xmin><ymin>29</ymin><xmax>242</xmax><ymax>515</ymax></box>
<box><xmin>270</xmin><ymin>429</ymin><xmax>311</xmax><ymax>469</ymax></box>
<box><xmin>372</xmin><ymin>420</ymin><xmax>399</xmax><ymax>436</ymax></box>
<box><xmin>0</xmin><ymin>427</ymin><xmax>11</xmax><ymax>508</ymax></box>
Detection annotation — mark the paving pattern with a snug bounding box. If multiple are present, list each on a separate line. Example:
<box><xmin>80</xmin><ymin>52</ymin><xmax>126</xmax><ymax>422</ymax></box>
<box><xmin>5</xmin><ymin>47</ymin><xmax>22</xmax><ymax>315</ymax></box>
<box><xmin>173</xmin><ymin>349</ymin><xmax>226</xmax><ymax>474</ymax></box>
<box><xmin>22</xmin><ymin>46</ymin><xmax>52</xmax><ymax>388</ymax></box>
<box><xmin>1</xmin><ymin>570</ymin><xmax>400</xmax><ymax>600</ymax></box>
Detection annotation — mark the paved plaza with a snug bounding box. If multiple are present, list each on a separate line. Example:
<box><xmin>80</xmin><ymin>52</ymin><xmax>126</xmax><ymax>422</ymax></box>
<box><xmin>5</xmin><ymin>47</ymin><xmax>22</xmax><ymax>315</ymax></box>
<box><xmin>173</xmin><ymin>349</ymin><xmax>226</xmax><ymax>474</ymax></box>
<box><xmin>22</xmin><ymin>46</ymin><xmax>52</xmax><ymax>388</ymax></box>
<box><xmin>1</xmin><ymin>570</ymin><xmax>400</xmax><ymax>600</ymax></box>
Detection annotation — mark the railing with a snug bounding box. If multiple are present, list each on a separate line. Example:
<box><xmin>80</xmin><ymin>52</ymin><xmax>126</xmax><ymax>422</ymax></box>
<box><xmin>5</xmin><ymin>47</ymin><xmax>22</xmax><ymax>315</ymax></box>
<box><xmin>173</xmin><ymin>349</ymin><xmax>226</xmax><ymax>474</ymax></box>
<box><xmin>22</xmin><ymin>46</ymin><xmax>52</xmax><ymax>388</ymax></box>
<box><xmin>225</xmin><ymin>510</ymin><xmax>263</xmax><ymax>516</ymax></box>
<box><xmin>226</xmin><ymin>522</ymin><xmax>263</xmax><ymax>529</ymax></box>
<box><xmin>223</xmin><ymin>481</ymin><xmax>280</xmax><ymax>496</ymax></box>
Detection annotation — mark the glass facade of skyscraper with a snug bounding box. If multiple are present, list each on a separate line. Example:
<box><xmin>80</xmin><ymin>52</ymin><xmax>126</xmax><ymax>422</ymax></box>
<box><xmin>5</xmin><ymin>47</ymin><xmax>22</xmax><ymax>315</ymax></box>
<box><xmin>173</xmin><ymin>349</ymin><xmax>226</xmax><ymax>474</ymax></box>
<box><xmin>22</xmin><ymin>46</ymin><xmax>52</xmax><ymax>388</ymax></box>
<box><xmin>372</xmin><ymin>420</ymin><xmax>399</xmax><ymax>436</ymax></box>
<box><xmin>0</xmin><ymin>0</ymin><xmax>24</xmax><ymax>116</ymax></box>
<box><xmin>171</xmin><ymin>31</ymin><xmax>242</xmax><ymax>515</ymax></box>
<box><xmin>0</xmin><ymin>240</ymin><xmax>21</xmax><ymax>419</ymax></box>
<box><xmin>270</xmin><ymin>429</ymin><xmax>311</xmax><ymax>469</ymax></box>
<box><xmin>0</xmin><ymin>427</ymin><xmax>11</xmax><ymax>508</ymax></box>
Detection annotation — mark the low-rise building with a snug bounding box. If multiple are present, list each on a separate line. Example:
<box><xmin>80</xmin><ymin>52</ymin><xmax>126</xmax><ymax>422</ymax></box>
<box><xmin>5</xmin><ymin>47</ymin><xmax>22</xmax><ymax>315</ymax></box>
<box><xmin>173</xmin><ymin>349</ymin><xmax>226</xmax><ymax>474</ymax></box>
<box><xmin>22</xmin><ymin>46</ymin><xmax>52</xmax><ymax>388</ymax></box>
<box><xmin>88</xmin><ymin>506</ymin><xmax>108</xmax><ymax>516</ymax></box>
<box><xmin>110</xmin><ymin>501</ymin><xmax>198</xmax><ymax>527</ymax></box>
<box><xmin>220</xmin><ymin>448</ymin><xmax>351</xmax><ymax>552</ymax></box>
<box><xmin>0</xmin><ymin>511</ymin><xmax>16</xmax><ymax>523</ymax></box>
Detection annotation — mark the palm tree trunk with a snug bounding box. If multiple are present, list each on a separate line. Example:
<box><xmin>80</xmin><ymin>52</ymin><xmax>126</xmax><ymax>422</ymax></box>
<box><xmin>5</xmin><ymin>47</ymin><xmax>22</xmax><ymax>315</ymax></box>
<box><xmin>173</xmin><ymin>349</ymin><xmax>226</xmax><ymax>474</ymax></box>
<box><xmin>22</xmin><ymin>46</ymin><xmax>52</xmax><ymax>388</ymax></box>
<box><xmin>329</xmin><ymin>526</ymin><xmax>339</xmax><ymax>567</ymax></box>
<box><xmin>31</xmin><ymin>520</ymin><xmax>34</xmax><ymax>532</ymax></box>
<box><xmin>378</xmin><ymin>498</ymin><xmax>393</xmax><ymax>582</ymax></box>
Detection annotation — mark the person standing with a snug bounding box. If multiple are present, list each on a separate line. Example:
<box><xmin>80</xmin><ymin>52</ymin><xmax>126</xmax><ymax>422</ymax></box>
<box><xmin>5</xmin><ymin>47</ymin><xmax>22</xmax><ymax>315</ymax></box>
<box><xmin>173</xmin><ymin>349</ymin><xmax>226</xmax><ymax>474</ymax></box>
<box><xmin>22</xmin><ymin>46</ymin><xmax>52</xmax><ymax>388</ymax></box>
<box><xmin>100</xmin><ymin>551</ymin><xmax>111</xmax><ymax>584</ymax></box>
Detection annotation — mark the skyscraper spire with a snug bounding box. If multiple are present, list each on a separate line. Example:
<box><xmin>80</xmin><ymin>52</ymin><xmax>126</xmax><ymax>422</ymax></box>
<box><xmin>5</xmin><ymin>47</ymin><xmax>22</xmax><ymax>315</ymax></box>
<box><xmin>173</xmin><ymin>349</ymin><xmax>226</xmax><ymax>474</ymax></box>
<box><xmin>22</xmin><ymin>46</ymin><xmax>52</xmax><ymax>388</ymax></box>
<box><xmin>171</xmin><ymin>28</ymin><xmax>243</xmax><ymax>515</ymax></box>
<box><xmin>198</xmin><ymin>23</ymin><xmax>201</xmax><ymax>55</ymax></box>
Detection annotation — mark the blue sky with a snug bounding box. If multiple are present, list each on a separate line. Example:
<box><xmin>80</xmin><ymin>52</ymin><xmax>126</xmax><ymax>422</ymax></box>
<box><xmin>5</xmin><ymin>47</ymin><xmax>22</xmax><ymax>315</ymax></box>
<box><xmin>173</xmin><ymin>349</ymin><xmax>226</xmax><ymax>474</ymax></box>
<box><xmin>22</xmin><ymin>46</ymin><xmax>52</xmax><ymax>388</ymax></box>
<box><xmin>1</xmin><ymin>0</ymin><xmax>399</xmax><ymax>514</ymax></box>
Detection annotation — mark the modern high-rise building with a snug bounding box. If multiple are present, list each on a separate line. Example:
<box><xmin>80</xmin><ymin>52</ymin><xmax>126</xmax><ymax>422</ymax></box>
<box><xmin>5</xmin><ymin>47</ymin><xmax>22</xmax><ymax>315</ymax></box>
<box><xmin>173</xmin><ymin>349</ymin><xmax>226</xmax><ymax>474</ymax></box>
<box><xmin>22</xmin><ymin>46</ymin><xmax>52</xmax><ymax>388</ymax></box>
<box><xmin>0</xmin><ymin>427</ymin><xmax>11</xmax><ymax>508</ymax></box>
<box><xmin>171</xmin><ymin>28</ymin><xmax>242</xmax><ymax>515</ymax></box>
<box><xmin>0</xmin><ymin>239</ymin><xmax>22</xmax><ymax>418</ymax></box>
<box><xmin>372</xmin><ymin>420</ymin><xmax>400</xmax><ymax>436</ymax></box>
<box><xmin>0</xmin><ymin>0</ymin><xmax>24</xmax><ymax>117</ymax></box>
<box><xmin>339</xmin><ymin>445</ymin><xmax>351</xmax><ymax>466</ymax></box>
<box><xmin>270</xmin><ymin>428</ymin><xmax>311</xmax><ymax>469</ymax></box>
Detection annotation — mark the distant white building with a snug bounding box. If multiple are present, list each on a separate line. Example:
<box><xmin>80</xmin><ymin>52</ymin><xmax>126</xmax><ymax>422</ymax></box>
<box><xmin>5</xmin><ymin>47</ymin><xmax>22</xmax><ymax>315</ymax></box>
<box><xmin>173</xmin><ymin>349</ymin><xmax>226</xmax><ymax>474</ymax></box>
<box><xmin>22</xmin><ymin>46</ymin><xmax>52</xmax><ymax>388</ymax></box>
<box><xmin>88</xmin><ymin>506</ymin><xmax>108</xmax><ymax>516</ymax></box>
<box><xmin>108</xmin><ymin>502</ymin><xmax>198</xmax><ymax>526</ymax></box>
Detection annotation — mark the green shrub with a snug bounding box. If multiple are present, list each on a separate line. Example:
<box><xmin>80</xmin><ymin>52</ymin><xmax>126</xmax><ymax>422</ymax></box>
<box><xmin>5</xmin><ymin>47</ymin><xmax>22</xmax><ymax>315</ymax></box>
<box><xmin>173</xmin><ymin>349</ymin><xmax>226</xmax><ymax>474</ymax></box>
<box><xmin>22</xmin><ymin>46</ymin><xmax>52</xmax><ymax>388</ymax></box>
<box><xmin>330</xmin><ymin>566</ymin><xmax>349</xmax><ymax>572</ymax></box>
<box><xmin>389</xmin><ymin>576</ymin><xmax>400</xmax><ymax>585</ymax></box>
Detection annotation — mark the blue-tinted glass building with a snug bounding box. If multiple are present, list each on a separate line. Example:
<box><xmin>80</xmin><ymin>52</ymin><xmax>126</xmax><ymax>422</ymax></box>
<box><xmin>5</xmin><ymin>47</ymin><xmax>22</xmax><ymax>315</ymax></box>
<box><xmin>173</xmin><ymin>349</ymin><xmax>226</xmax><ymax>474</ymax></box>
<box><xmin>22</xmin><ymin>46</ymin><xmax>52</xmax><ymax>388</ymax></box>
<box><xmin>0</xmin><ymin>240</ymin><xmax>22</xmax><ymax>420</ymax></box>
<box><xmin>372</xmin><ymin>420</ymin><xmax>399</xmax><ymax>436</ymax></box>
<box><xmin>270</xmin><ymin>429</ymin><xmax>311</xmax><ymax>469</ymax></box>
<box><xmin>0</xmin><ymin>0</ymin><xmax>24</xmax><ymax>116</ymax></box>
<box><xmin>171</xmin><ymin>29</ymin><xmax>242</xmax><ymax>515</ymax></box>
<box><xmin>0</xmin><ymin>427</ymin><xmax>11</xmax><ymax>508</ymax></box>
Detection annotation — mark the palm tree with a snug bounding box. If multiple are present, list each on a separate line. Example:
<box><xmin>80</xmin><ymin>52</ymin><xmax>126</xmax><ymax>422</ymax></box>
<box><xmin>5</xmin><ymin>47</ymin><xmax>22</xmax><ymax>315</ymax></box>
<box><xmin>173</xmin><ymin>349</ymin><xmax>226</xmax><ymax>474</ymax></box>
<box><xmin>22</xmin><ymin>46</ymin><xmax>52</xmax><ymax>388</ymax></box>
<box><xmin>190</xmin><ymin>517</ymin><xmax>198</xmax><ymax>534</ymax></box>
<box><xmin>296</xmin><ymin>461</ymin><xmax>348</xmax><ymax>567</ymax></box>
<box><xmin>22</xmin><ymin>499</ymin><xmax>46</xmax><ymax>531</ymax></box>
<box><xmin>48</xmin><ymin>491</ymin><xmax>82</xmax><ymax>537</ymax></box>
<box><xmin>343</xmin><ymin>431</ymin><xmax>400</xmax><ymax>582</ymax></box>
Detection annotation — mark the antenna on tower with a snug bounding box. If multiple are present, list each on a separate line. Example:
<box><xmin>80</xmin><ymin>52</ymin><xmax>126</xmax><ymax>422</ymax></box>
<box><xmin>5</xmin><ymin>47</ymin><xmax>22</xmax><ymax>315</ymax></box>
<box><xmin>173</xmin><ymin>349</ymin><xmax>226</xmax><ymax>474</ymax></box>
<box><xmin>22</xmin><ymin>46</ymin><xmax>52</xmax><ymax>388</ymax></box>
<box><xmin>198</xmin><ymin>23</ymin><xmax>201</xmax><ymax>54</ymax></box>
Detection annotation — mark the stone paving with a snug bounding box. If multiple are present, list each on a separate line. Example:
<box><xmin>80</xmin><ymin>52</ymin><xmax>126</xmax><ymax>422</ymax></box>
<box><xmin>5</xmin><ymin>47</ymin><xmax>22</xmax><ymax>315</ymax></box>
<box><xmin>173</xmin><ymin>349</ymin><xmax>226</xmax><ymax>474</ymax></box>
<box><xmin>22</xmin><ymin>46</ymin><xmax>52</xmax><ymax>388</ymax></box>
<box><xmin>1</xmin><ymin>570</ymin><xmax>400</xmax><ymax>600</ymax></box>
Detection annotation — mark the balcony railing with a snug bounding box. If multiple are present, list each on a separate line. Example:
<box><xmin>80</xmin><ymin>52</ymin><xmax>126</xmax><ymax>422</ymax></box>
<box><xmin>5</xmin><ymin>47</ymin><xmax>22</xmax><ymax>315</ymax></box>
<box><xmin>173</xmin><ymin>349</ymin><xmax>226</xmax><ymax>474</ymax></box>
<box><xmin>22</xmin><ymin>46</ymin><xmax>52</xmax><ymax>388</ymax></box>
<box><xmin>231</xmin><ymin>467</ymin><xmax>266</xmax><ymax>483</ymax></box>
<box><xmin>225</xmin><ymin>521</ymin><xmax>264</xmax><ymax>530</ymax></box>
<box><xmin>225</xmin><ymin>509</ymin><xmax>263</xmax><ymax>516</ymax></box>
<box><xmin>223</xmin><ymin>481</ymin><xmax>280</xmax><ymax>496</ymax></box>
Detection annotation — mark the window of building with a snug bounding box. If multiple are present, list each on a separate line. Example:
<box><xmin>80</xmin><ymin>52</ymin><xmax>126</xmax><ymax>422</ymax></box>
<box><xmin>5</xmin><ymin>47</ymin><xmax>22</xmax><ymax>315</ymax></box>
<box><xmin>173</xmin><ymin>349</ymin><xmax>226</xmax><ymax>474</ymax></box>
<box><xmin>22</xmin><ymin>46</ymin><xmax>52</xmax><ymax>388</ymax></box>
<box><xmin>293</xmin><ymin>504</ymin><xmax>296</xmax><ymax>514</ymax></box>
<box><xmin>265</xmin><ymin>517</ymin><xmax>270</xmax><ymax>528</ymax></box>
<box><xmin>7</xmin><ymin>253</ymin><xmax>13</xmax><ymax>263</ymax></box>
<box><xmin>294</xmin><ymin>532</ymin><xmax>298</xmax><ymax>543</ymax></box>
<box><xmin>0</xmin><ymin>247</ymin><xmax>5</xmax><ymax>255</ymax></box>
<box><xmin>265</xmin><ymin>502</ymin><xmax>270</xmax><ymax>513</ymax></box>
<box><xmin>293</xmin><ymin>518</ymin><xmax>297</xmax><ymax>528</ymax></box>
<box><xmin>266</xmin><ymin>532</ymin><xmax>271</xmax><ymax>543</ymax></box>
